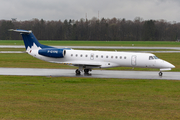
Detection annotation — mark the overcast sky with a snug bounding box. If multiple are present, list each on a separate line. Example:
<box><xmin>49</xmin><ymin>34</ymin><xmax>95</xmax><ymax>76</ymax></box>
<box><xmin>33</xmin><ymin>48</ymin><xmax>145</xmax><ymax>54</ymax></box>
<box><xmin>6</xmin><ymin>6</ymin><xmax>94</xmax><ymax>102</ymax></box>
<box><xmin>1</xmin><ymin>0</ymin><xmax>180</xmax><ymax>22</ymax></box>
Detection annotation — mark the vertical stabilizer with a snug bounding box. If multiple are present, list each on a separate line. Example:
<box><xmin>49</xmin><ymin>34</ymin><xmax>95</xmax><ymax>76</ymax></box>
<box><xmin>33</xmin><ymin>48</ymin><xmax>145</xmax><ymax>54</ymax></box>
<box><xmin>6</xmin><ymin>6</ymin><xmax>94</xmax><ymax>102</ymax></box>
<box><xmin>9</xmin><ymin>29</ymin><xmax>53</xmax><ymax>50</ymax></box>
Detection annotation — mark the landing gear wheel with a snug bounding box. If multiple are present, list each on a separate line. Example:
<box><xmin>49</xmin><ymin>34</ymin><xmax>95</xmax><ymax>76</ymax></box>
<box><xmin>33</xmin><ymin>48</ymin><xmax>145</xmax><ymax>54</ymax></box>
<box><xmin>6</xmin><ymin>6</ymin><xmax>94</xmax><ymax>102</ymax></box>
<box><xmin>84</xmin><ymin>69</ymin><xmax>90</xmax><ymax>74</ymax></box>
<box><xmin>159</xmin><ymin>71</ymin><xmax>163</xmax><ymax>76</ymax></box>
<box><xmin>75</xmin><ymin>69</ymin><xmax>81</xmax><ymax>75</ymax></box>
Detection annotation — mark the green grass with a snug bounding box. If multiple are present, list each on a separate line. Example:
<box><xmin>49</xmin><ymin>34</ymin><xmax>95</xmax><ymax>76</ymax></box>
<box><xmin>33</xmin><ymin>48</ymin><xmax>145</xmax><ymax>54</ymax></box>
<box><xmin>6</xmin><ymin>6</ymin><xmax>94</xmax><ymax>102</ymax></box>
<box><xmin>1</xmin><ymin>40</ymin><xmax>180</xmax><ymax>47</ymax></box>
<box><xmin>0</xmin><ymin>76</ymin><xmax>180</xmax><ymax>119</ymax></box>
<box><xmin>0</xmin><ymin>48</ymin><xmax>26</xmax><ymax>51</ymax></box>
<box><xmin>76</xmin><ymin>48</ymin><xmax>179</xmax><ymax>51</ymax></box>
<box><xmin>0</xmin><ymin>53</ymin><xmax>76</xmax><ymax>69</ymax></box>
<box><xmin>0</xmin><ymin>48</ymin><xmax>178</xmax><ymax>51</ymax></box>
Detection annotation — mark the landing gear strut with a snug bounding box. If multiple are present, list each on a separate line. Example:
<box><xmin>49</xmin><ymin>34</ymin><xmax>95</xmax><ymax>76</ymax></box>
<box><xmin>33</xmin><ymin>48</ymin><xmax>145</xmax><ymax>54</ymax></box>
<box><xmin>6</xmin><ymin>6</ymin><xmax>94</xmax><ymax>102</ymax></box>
<box><xmin>159</xmin><ymin>71</ymin><xmax>163</xmax><ymax>76</ymax></box>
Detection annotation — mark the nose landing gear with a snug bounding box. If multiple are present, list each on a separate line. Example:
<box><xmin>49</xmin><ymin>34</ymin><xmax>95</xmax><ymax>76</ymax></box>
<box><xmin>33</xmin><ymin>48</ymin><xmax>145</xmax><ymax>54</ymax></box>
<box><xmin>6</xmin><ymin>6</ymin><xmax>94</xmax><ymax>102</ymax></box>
<box><xmin>159</xmin><ymin>71</ymin><xmax>163</xmax><ymax>76</ymax></box>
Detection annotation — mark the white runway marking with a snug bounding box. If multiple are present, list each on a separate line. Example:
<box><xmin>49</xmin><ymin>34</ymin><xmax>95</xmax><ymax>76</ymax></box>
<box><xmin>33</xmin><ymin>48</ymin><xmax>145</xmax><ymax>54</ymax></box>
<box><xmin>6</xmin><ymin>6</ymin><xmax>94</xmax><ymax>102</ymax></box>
<box><xmin>0</xmin><ymin>68</ymin><xmax>179</xmax><ymax>80</ymax></box>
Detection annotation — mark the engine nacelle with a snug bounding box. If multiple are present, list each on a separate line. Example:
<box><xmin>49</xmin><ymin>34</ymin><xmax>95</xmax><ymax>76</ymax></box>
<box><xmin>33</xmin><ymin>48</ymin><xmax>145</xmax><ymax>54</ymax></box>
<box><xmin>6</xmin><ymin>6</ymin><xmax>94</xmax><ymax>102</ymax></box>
<box><xmin>38</xmin><ymin>48</ymin><xmax>66</xmax><ymax>58</ymax></box>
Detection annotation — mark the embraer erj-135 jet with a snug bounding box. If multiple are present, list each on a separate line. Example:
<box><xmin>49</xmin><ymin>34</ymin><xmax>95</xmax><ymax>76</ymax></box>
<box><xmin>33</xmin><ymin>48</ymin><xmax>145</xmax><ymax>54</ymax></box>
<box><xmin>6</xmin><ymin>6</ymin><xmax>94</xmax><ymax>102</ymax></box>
<box><xmin>10</xmin><ymin>29</ymin><xmax>175</xmax><ymax>76</ymax></box>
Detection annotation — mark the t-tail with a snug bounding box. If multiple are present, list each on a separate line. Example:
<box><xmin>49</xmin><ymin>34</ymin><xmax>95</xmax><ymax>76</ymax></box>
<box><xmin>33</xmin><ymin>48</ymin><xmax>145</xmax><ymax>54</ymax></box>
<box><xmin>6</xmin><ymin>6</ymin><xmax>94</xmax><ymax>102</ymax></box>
<box><xmin>9</xmin><ymin>29</ymin><xmax>53</xmax><ymax>50</ymax></box>
<box><xmin>10</xmin><ymin>29</ymin><xmax>71</xmax><ymax>58</ymax></box>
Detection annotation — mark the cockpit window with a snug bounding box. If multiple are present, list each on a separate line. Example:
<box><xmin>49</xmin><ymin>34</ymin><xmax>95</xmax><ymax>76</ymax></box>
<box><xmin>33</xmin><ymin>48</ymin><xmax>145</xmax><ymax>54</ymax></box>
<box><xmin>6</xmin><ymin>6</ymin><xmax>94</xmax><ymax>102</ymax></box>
<box><xmin>149</xmin><ymin>56</ymin><xmax>159</xmax><ymax>60</ymax></box>
<box><xmin>153</xmin><ymin>56</ymin><xmax>159</xmax><ymax>59</ymax></box>
<box><xmin>149</xmin><ymin>56</ymin><xmax>154</xmax><ymax>60</ymax></box>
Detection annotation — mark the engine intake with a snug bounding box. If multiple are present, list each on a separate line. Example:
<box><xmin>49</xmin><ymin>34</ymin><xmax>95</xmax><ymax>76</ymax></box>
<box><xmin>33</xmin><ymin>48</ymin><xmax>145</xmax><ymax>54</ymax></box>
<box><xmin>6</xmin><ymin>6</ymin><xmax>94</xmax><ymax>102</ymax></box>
<box><xmin>38</xmin><ymin>48</ymin><xmax>66</xmax><ymax>58</ymax></box>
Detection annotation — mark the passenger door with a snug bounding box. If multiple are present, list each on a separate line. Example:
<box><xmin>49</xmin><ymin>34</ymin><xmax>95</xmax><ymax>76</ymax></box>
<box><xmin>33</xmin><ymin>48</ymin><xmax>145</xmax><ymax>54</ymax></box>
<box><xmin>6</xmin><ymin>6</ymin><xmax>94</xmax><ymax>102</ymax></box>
<box><xmin>131</xmin><ymin>55</ymin><xmax>137</xmax><ymax>66</ymax></box>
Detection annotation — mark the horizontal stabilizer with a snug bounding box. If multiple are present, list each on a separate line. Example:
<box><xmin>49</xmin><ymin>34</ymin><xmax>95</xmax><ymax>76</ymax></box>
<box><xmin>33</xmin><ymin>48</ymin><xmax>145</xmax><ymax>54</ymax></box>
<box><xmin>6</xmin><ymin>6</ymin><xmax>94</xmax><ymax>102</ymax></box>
<box><xmin>9</xmin><ymin>29</ymin><xmax>32</xmax><ymax>34</ymax></box>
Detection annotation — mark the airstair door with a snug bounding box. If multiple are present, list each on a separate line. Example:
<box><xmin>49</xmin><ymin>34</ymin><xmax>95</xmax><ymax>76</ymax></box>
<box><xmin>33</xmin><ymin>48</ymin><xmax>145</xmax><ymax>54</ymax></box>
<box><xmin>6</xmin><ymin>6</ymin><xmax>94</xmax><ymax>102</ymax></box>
<box><xmin>131</xmin><ymin>55</ymin><xmax>137</xmax><ymax>66</ymax></box>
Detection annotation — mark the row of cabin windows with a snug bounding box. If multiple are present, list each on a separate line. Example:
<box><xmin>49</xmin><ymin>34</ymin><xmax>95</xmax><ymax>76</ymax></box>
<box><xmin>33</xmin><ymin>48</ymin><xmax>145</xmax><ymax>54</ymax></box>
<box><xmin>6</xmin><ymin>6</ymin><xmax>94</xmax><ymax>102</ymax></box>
<box><xmin>71</xmin><ymin>54</ymin><xmax>127</xmax><ymax>59</ymax></box>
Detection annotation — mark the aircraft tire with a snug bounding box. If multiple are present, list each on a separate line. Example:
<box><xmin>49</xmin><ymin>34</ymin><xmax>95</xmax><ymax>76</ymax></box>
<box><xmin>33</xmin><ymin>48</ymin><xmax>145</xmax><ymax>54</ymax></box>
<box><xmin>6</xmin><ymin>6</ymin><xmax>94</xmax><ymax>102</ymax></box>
<box><xmin>84</xmin><ymin>69</ymin><xmax>89</xmax><ymax>74</ymax></box>
<box><xmin>159</xmin><ymin>71</ymin><xmax>163</xmax><ymax>76</ymax></box>
<box><xmin>76</xmin><ymin>69</ymin><xmax>81</xmax><ymax>75</ymax></box>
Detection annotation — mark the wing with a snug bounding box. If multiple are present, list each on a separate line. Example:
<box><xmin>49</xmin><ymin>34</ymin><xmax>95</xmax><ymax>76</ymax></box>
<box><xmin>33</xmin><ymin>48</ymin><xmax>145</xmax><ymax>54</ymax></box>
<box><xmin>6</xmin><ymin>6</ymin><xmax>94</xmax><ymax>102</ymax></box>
<box><xmin>63</xmin><ymin>61</ymin><xmax>102</xmax><ymax>68</ymax></box>
<box><xmin>49</xmin><ymin>60</ymin><xmax>119</xmax><ymax>69</ymax></box>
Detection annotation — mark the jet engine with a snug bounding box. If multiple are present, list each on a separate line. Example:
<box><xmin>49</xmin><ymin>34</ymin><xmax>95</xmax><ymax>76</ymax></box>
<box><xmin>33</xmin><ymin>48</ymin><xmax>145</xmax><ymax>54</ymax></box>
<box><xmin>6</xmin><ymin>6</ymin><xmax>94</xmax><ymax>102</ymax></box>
<box><xmin>38</xmin><ymin>48</ymin><xmax>66</xmax><ymax>58</ymax></box>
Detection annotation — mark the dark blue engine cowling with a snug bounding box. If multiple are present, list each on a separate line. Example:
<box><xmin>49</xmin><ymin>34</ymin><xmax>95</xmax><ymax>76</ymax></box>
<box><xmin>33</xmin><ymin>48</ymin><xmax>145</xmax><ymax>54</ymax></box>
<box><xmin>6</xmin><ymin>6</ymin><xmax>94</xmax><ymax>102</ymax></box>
<box><xmin>38</xmin><ymin>48</ymin><xmax>66</xmax><ymax>58</ymax></box>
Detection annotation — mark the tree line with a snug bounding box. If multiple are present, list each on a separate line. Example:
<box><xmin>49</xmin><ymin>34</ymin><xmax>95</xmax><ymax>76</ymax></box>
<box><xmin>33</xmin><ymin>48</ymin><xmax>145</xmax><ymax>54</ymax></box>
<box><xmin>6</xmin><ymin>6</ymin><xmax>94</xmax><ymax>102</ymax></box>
<box><xmin>0</xmin><ymin>17</ymin><xmax>180</xmax><ymax>41</ymax></box>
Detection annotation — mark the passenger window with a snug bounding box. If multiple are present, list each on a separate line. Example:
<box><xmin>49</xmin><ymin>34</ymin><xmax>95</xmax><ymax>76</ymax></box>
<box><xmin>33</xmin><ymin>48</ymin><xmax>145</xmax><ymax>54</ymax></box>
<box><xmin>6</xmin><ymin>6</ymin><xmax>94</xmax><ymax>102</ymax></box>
<box><xmin>85</xmin><ymin>55</ymin><xmax>88</xmax><ymax>57</ymax></box>
<box><xmin>71</xmin><ymin>54</ymin><xmax>73</xmax><ymax>57</ymax></box>
<box><xmin>80</xmin><ymin>54</ymin><xmax>83</xmax><ymax>57</ymax></box>
<box><xmin>124</xmin><ymin>56</ymin><xmax>126</xmax><ymax>59</ymax></box>
<box><xmin>76</xmin><ymin>54</ymin><xmax>78</xmax><ymax>57</ymax></box>
<box><xmin>111</xmin><ymin>56</ymin><xmax>113</xmax><ymax>59</ymax></box>
<box><xmin>96</xmin><ymin>55</ymin><xmax>98</xmax><ymax>58</ymax></box>
<box><xmin>115</xmin><ymin>56</ymin><xmax>118</xmax><ymax>59</ymax></box>
<box><xmin>101</xmin><ymin>55</ymin><xmax>103</xmax><ymax>58</ymax></box>
<box><xmin>120</xmin><ymin>56</ymin><xmax>122</xmax><ymax>59</ymax></box>
<box><xmin>106</xmin><ymin>56</ymin><xmax>108</xmax><ymax>58</ymax></box>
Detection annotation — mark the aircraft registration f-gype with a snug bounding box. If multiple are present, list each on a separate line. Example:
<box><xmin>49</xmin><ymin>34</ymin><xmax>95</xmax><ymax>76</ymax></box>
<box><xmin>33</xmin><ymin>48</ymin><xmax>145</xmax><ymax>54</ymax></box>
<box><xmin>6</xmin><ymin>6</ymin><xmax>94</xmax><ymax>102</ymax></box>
<box><xmin>10</xmin><ymin>29</ymin><xmax>175</xmax><ymax>76</ymax></box>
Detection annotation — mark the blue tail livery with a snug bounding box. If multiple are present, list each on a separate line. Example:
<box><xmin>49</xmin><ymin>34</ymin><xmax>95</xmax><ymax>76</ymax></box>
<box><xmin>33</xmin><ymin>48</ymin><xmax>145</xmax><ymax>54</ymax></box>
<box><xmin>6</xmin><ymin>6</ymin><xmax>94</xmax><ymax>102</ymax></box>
<box><xmin>9</xmin><ymin>29</ymin><xmax>53</xmax><ymax>49</ymax></box>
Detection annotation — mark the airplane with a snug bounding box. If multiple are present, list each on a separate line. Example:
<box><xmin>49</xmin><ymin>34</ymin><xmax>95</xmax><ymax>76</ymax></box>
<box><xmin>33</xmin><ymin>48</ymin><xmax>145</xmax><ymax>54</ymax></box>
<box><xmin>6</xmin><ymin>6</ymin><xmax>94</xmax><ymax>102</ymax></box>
<box><xmin>9</xmin><ymin>29</ymin><xmax>175</xmax><ymax>76</ymax></box>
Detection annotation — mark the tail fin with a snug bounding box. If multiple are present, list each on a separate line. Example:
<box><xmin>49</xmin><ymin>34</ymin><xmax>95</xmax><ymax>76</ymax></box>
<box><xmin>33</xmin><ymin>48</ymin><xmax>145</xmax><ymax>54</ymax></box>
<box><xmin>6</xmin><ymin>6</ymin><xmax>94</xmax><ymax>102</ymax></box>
<box><xmin>9</xmin><ymin>29</ymin><xmax>53</xmax><ymax>50</ymax></box>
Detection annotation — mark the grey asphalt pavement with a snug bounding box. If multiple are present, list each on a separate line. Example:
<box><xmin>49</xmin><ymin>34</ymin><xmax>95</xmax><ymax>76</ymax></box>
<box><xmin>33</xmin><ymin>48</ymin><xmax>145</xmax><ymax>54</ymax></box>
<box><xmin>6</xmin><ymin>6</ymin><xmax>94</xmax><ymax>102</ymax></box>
<box><xmin>0</xmin><ymin>68</ymin><xmax>179</xmax><ymax>80</ymax></box>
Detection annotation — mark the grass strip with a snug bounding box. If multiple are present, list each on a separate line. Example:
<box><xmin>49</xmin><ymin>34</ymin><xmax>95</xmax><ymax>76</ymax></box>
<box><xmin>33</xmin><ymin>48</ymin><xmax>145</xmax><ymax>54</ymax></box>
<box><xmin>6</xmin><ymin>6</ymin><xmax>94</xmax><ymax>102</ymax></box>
<box><xmin>0</xmin><ymin>76</ymin><xmax>180</xmax><ymax>119</ymax></box>
<box><xmin>0</xmin><ymin>40</ymin><xmax>180</xmax><ymax>47</ymax></box>
<box><xmin>0</xmin><ymin>48</ymin><xmax>178</xmax><ymax>51</ymax></box>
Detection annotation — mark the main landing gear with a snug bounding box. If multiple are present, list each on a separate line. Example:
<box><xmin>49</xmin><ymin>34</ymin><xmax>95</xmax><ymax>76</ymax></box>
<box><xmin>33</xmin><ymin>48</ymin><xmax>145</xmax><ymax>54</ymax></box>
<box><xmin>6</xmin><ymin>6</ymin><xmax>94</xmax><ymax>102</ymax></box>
<box><xmin>75</xmin><ymin>69</ymin><xmax>81</xmax><ymax>75</ymax></box>
<box><xmin>159</xmin><ymin>71</ymin><xmax>163</xmax><ymax>76</ymax></box>
<box><xmin>75</xmin><ymin>69</ymin><xmax>92</xmax><ymax>75</ymax></box>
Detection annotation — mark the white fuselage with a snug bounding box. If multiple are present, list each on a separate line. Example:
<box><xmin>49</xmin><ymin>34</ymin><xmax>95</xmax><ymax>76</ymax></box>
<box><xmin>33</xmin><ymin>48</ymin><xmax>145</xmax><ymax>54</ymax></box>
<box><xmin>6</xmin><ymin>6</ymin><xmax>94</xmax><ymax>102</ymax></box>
<box><xmin>11</xmin><ymin>29</ymin><xmax>175</xmax><ymax>76</ymax></box>
<box><xmin>28</xmin><ymin>49</ymin><xmax>175</xmax><ymax>71</ymax></box>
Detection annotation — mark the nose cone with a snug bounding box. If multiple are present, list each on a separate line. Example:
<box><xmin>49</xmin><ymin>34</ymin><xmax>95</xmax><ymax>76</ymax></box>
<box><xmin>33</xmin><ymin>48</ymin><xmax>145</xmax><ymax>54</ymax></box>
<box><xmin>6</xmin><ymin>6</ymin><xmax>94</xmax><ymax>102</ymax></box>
<box><xmin>156</xmin><ymin>59</ymin><xmax>175</xmax><ymax>70</ymax></box>
<box><xmin>165</xmin><ymin>61</ymin><xmax>175</xmax><ymax>68</ymax></box>
<box><xmin>161</xmin><ymin>60</ymin><xmax>175</xmax><ymax>69</ymax></box>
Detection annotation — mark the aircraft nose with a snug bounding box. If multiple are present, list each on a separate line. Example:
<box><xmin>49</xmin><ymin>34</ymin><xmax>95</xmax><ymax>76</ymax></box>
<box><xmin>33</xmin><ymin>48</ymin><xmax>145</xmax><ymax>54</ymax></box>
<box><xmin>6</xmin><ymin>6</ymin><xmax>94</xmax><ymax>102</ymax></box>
<box><xmin>163</xmin><ymin>61</ymin><xmax>175</xmax><ymax>68</ymax></box>
<box><xmin>156</xmin><ymin>59</ymin><xmax>175</xmax><ymax>69</ymax></box>
<box><xmin>169</xmin><ymin>63</ymin><xmax>175</xmax><ymax>68</ymax></box>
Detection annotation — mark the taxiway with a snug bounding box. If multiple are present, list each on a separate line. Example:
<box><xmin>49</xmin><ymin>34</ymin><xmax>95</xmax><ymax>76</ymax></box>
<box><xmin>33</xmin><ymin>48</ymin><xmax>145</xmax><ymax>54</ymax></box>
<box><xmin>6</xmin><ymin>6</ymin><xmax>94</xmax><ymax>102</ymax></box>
<box><xmin>0</xmin><ymin>68</ymin><xmax>179</xmax><ymax>80</ymax></box>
